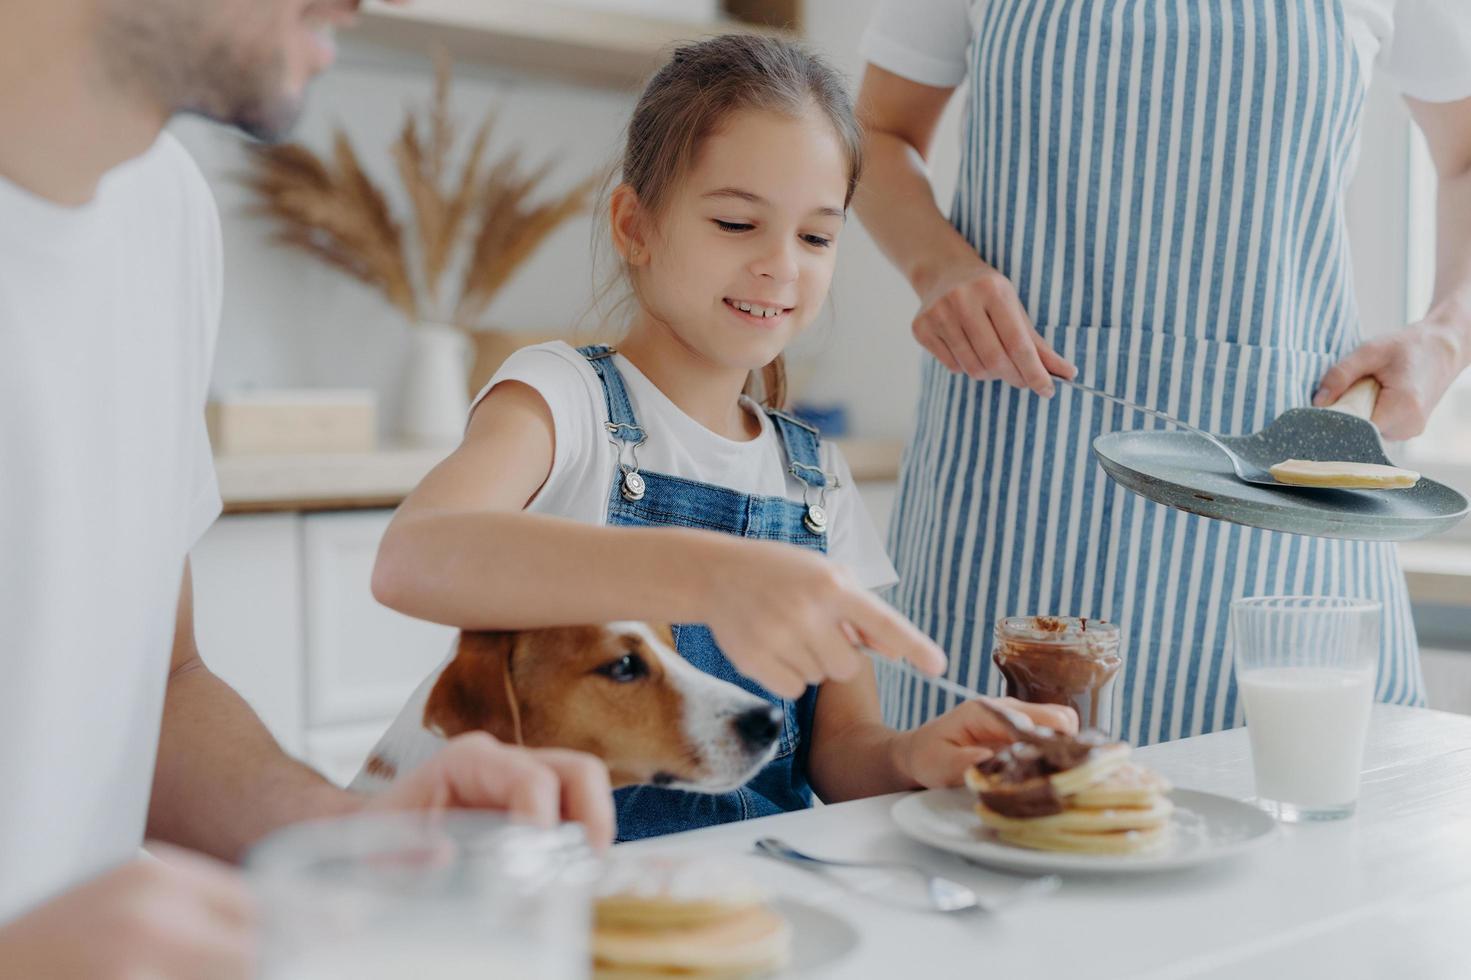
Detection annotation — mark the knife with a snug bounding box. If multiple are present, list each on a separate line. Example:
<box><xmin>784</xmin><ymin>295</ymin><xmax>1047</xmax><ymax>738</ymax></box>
<box><xmin>861</xmin><ymin>648</ymin><xmax>1049</xmax><ymax>736</ymax></box>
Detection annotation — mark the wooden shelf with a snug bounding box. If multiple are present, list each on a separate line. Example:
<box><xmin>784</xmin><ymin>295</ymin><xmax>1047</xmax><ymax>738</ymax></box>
<box><xmin>216</xmin><ymin>444</ymin><xmax>453</xmax><ymax>514</ymax></box>
<box><xmin>1399</xmin><ymin>540</ymin><xmax>1471</xmax><ymax>609</ymax></box>
<box><xmin>355</xmin><ymin>0</ymin><xmax>800</xmax><ymax>89</ymax></box>
<box><xmin>216</xmin><ymin>436</ymin><xmax>900</xmax><ymax>514</ymax></box>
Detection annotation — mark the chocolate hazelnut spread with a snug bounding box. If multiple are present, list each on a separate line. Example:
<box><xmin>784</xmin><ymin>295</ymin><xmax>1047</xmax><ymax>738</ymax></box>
<box><xmin>992</xmin><ymin>616</ymin><xmax>1122</xmax><ymax>730</ymax></box>
<box><xmin>974</xmin><ymin>729</ymin><xmax>1112</xmax><ymax>817</ymax></box>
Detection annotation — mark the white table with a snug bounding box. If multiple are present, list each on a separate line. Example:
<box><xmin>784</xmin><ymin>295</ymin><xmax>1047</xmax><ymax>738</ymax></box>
<box><xmin>620</xmin><ymin>705</ymin><xmax>1471</xmax><ymax>979</ymax></box>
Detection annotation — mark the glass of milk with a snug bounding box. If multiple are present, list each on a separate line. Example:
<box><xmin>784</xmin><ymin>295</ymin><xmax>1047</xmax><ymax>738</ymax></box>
<box><xmin>1231</xmin><ymin>596</ymin><xmax>1380</xmax><ymax>822</ymax></box>
<box><xmin>246</xmin><ymin>811</ymin><xmax>597</xmax><ymax>979</ymax></box>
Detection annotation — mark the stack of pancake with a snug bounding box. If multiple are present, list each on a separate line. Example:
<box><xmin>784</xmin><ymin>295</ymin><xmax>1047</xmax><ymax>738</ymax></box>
<box><xmin>592</xmin><ymin>856</ymin><xmax>790</xmax><ymax>978</ymax></box>
<box><xmin>964</xmin><ymin>729</ymin><xmax>1173</xmax><ymax>855</ymax></box>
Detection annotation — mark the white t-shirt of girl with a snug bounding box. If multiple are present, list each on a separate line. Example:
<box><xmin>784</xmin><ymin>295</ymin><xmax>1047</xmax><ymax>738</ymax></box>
<box><xmin>861</xmin><ymin>0</ymin><xmax>1471</xmax><ymax>104</ymax></box>
<box><xmin>476</xmin><ymin>342</ymin><xmax>898</xmax><ymax>591</ymax></box>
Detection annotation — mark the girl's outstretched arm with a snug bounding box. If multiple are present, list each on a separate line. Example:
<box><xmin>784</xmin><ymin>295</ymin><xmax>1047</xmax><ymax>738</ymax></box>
<box><xmin>371</xmin><ymin>380</ymin><xmax>947</xmax><ymax>698</ymax></box>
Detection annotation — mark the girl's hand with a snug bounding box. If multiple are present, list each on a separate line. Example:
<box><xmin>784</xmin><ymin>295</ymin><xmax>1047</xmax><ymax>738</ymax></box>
<box><xmin>1313</xmin><ymin>318</ymin><xmax>1470</xmax><ymax>440</ymax></box>
<box><xmin>913</xmin><ymin>254</ymin><xmax>1076</xmax><ymax>396</ymax></box>
<box><xmin>895</xmin><ymin>697</ymin><xmax>1079</xmax><ymax>790</ymax></box>
<box><xmin>701</xmin><ymin>540</ymin><xmax>947</xmax><ymax>700</ymax></box>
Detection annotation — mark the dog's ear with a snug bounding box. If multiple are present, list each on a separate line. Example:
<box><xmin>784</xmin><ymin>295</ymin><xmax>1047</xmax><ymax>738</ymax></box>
<box><xmin>423</xmin><ymin>631</ymin><xmax>521</xmax><ymax>742</ymax></box>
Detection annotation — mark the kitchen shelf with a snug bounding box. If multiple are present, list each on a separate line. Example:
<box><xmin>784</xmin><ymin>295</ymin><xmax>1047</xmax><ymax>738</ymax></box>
<box><xmin>354</xmin><ymin>0</ymin><xmax>801</xmax><ymax>90</ymax></box>
<box><xmin>216</xmin><ymin>444</ymin><xmax>450</xmax><ymax>514</ymax></box>
<box><xmin>216</xmin><ymin>436</ymin><xmax>902</xmax><ymax>514</ymax></box>
<box><xmin>214</xmin><ymin>442</ymin><xmax>1471</xmax><ymax>611</ymax></box>
<box><xmin>1398</xmin><ymin>539</ymin><xmax>1471</xmax><ymax>609</ymax></box>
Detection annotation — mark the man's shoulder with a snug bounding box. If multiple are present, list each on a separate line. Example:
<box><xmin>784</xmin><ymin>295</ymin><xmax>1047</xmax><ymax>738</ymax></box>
<box><xmin>98</xmin><ymin>131</ymin><xmax>223</xmax><ymax>366</ymax></box>
<box><xmin>105</xmin><ymin>130</ymin><xmax>219</xmax><ymax>230</ymax></box>
<box><xmin>152</xmin><ymin>130</ymin><xmax>210</xmax><ymax>189</ymax></box>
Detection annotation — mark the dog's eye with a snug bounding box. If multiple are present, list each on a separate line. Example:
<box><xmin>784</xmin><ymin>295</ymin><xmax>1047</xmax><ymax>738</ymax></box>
<box><xmin>599</xmin><ymin>653</ymin><xmax>648</xmax><ymax>683</ymax></box>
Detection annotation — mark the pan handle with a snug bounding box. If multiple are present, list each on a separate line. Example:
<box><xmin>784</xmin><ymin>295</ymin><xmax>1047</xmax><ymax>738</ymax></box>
<box><xmin>1323</xmin><ymin>377</ymin><xmax>1380</xmax><ymax>422</ymax></box>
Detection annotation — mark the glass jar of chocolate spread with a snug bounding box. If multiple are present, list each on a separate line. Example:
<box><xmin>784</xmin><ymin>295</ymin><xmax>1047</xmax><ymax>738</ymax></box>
<box><xmin>992</xmin><ymin>616</ymin><xmax>1123</xmax><ymax>731</ymax></box>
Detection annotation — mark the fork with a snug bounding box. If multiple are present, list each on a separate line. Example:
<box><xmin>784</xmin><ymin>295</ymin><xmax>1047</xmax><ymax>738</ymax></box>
<box><xmin>1053</xmin><ymin>376</ymin><xmax>1280</xmax><ymax>486</ymax></box>
<box><xmin>753</xmin><ymin>837</ymin><xmax>1059</xmax><ymax>914</ymax></box>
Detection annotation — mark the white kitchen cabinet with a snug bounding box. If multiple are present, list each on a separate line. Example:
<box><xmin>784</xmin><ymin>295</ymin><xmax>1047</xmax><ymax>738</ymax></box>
<box><xmin>191</xmin><ymin>510</ymin><xmax>452</xmax><ymax>780</ymax></box>
<box><xmin>302</xmin><ymin>511</ymin><xmax>455</xmax><ymax>728</ymax></box>
<box><xmin>190</xmin><ymin>513</ymin><xmax>306</xmax><ymax>755</ymax></box>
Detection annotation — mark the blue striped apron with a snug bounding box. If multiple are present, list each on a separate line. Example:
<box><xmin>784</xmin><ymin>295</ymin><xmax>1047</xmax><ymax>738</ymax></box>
<box><xmin>881</xmin><ymin>0</ymin><xmax>1424</xmax><ymax>746</ymax></box>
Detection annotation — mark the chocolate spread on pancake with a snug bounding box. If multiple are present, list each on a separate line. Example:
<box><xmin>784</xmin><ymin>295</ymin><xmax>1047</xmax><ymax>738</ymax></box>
<box><xmin>992</xmin><ymin>617</ymin><xmax>1122</xmax><ymax>729</ymax></box>
<box><xmin>974</xmin><ymin>729</ymin><xmax>1112</xmax><ymax>818</ymax></box>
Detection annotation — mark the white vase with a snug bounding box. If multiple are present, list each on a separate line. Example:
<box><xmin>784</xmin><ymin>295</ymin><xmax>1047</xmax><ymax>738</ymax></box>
<box><xmin>398</xmin><ymin>322</ymin><xmax>471</xmax><ymax>447</ymax></box>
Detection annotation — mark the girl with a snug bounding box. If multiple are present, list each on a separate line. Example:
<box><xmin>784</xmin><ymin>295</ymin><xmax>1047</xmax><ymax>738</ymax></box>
<box><xmin>372</xmin><ymin>34</ymin><xmax>1075</xmax><ymax>841</ymax></box>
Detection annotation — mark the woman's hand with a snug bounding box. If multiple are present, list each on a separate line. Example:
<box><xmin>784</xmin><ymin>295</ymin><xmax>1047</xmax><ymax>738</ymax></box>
<box><xmin>1314</xmin><ymin>318</ymin><xmax>1469</xmax><ymax>440</ymax></box>
<box><xmin>893</xmin><ymin>697</ymin><xmax>1079</xmax><ymax>790</ymax></box>
<box><xmin>700</xmin><ymin>540</ymin><xmax>947</xmax><ymax>700</ymax></box>
<box><xmin>913</xmin><ymin>254</ymin><xmax>1077</xmax><ymax>396</ymax></box>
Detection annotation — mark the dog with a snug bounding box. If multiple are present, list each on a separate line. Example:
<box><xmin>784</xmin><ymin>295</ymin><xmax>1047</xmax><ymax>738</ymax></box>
<box><xmin>350</xmin><ymin>622</ymin><xmax>783</xmax><ymax>795</ymax></box>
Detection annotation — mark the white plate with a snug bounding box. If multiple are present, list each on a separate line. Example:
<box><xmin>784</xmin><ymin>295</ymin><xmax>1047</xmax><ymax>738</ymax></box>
<box><xmin>891</xmin><ymin>787</ymin><xmax>1278</xmax><ymax>874</ymax></box>
<box><xmin>769</xmin><ymin>897</ymin><xmax>860</xmax><ymax>976</ymax></box>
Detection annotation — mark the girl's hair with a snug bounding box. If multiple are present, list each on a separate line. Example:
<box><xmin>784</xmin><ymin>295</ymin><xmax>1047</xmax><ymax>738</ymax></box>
<box><xmin>612</xmin><ymin>33</ymin><xmax>862</xmax><ymax>409</ymax></box>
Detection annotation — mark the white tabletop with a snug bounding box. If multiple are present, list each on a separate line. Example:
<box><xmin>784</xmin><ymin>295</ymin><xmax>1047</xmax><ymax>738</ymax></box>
<box><xmin>619</xmin><ymin>705</ymin><xmax>1471</xmax><ymax>979</ymax></box>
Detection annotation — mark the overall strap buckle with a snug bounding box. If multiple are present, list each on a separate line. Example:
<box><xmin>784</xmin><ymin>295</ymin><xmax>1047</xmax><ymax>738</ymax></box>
<box><xmin>772</xmin><ymin>408</ymin><xmax>838</xmax><ymax>536</ymax></box>
<box><xmin>605</xmin><ymin>422</ymin><xmax>649</xmax><ymax>502</ymax></box>
<box><xmin>788</xmin><ymin>461</ymin><xmax>841</xmax><ymax>535</ymax></box>
<box><xmin>581</xmin><ymin>346</ymin><xmax>650</xmax><ymax>503</ymax></box>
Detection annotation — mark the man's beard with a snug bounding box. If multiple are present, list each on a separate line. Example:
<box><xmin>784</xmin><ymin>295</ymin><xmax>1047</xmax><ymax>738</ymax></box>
<box><xmin>99</xmin><ymin>2</ymin><xmax>305</xmax><ymax>143</ymax></box>
<box><xmin>180</xmin><ymin>43</ymin><xmax>303</xmax><ymax>143</ymax></box>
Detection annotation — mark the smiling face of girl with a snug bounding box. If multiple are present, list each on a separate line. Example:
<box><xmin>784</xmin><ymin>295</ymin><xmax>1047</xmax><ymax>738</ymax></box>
<box><xmin>619</xmin><ymin>105</ymin><xmax>851</xmax><ymax>377</ymax></box>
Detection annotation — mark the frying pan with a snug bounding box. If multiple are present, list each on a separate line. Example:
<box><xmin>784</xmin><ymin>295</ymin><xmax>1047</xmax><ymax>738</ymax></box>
<box><xmin>1082</xmin><ymin>379</ymin><xmax>1469</xmax><ymax>541</ymax></box>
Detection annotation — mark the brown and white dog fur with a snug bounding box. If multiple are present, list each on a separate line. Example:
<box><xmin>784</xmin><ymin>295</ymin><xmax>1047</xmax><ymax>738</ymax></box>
<box><xmin>350</xmin><ymin>623</ymin><xmax>784</xmax><ymax>795</ymax></box>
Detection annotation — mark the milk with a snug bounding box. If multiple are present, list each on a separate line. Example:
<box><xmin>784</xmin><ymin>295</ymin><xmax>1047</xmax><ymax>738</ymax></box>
<box><xmin>1239</xmin><ymin>667</ymin><xmax>1374</xmax><ymax>809</ymax></box>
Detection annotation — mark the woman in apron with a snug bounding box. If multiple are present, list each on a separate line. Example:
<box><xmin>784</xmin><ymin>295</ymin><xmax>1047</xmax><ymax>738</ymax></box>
<box><xmin>855</xmin><ymin>0</ymin><xmax>1471</xmax><ymax>744</ymax></box>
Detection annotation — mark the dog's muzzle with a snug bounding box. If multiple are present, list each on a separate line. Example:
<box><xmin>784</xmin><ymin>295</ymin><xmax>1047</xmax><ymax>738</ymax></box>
<box><xmin>732</xmin><ymin>704</ymin><xmax>783</xmax><ymax>753</ymax></box>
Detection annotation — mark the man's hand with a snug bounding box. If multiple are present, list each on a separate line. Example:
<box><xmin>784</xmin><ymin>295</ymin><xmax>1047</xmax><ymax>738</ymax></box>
<box><xmin>153</xmin><ymin>563</ymin><xmax>616</xmax><ymax>860</ymax></box>
<box><xmin>0</xmin><ymin>844</ymin><xmax>253</xmax><ymax>980</ymax></box>
<box><xmin>364</xmin><ymin>733</ymin><xmax>617</xmax><ymax>849</ymax></box>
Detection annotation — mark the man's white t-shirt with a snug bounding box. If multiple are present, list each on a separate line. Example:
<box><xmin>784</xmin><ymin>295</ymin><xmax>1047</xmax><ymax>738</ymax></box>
<box><xmin>480</xmin><ymin>343</ymin><xmax>898</xmax><ymax>590</ymax></box>
<box><xmin>0</xmin><ymin>134</ymin><xmax>222</xmax><ymax>922</ymax></box>
<box><xmin>861</xmin><ymin>0</ymin><xmax>1471</xmax><ymax>103</ymax></box>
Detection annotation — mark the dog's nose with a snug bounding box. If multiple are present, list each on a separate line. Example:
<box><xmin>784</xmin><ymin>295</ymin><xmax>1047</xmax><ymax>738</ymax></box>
<box><xmin>733</xmin><ymin>704</ymin><xmax>782</xmax><ymax>751</ymax></box>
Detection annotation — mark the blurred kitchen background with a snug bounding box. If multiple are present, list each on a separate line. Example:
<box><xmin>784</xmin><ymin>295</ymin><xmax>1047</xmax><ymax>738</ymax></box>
<box><xmin>173</xmin><ymin>0</ymin><xmax>1471</xmax><ymax>785</ymax></box>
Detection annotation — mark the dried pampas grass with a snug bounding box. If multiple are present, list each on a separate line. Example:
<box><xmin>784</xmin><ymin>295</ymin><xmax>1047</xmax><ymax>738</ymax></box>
<box><xmin>242</xmin><ymin>49</ymin><xmax>592</xmax><ymax>328</ymax></box>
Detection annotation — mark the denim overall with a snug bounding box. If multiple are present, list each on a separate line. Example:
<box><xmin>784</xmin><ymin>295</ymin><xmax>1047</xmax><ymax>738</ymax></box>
<box><xmin>579</xmin><ymin>346</ymin><xmax>832</xmax><ymax>842</ymax></box>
